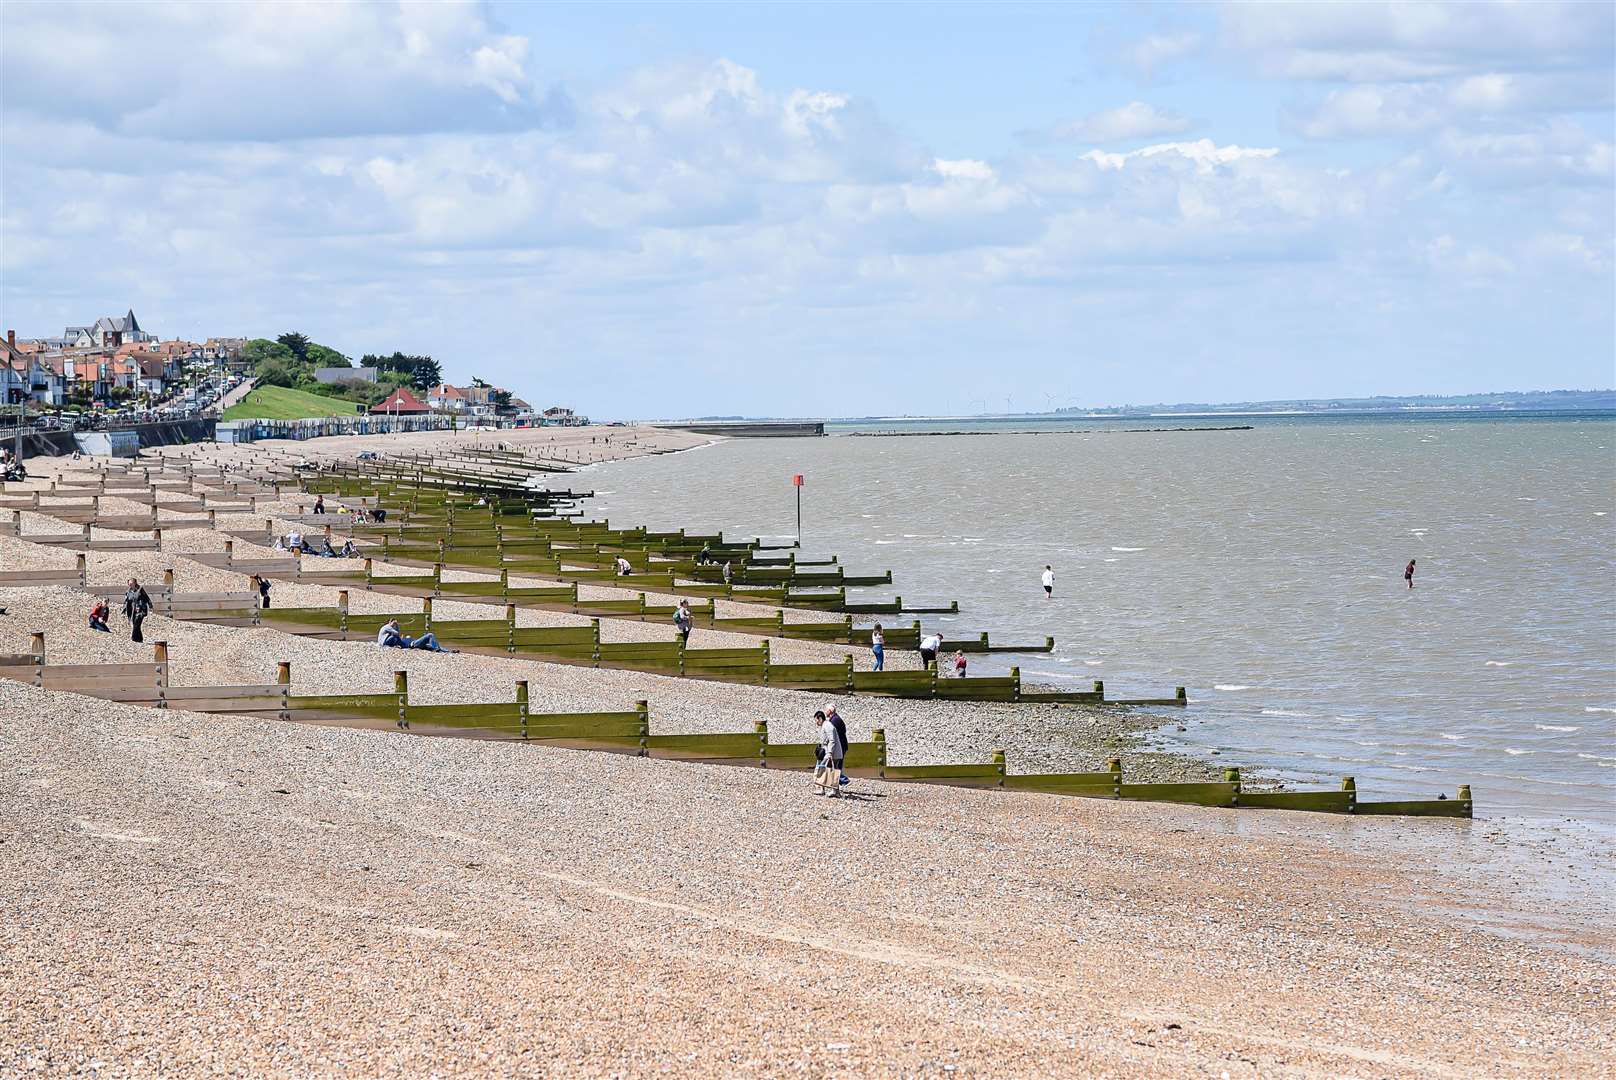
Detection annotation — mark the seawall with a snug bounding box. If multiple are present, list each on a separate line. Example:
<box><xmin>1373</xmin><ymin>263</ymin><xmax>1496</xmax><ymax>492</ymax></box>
<box><xmin>655</xmin><ymin>421</ymin><xmax>824</xmax><ymax>437</ymax></box>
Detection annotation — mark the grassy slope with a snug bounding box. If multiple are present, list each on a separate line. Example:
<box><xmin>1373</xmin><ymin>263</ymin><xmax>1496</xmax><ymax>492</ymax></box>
<box><xmin>221</xmin><ymin>385</ymin><xmax>366</xmax><ymax>421</ymax></box>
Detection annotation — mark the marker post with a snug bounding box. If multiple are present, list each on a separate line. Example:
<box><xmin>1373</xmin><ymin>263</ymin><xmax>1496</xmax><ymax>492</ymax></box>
<box><xmin>793</xmin><ymin>473</ymin><xmax>803</xmax><ymax>547</ymax></box>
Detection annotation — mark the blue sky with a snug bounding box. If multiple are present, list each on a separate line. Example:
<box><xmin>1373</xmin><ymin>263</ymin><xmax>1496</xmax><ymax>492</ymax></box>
<box><xmin>2</xmin><ymin>1</ymin><xmax>1611</xmax><ymax>417</ymax></box>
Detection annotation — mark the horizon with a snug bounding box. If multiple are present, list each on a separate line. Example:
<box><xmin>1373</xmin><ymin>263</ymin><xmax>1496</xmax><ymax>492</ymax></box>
<box><xmin>2</xmin><ymin>1</ymin><xmax>1612</xmax><ymax>415</ymax></box>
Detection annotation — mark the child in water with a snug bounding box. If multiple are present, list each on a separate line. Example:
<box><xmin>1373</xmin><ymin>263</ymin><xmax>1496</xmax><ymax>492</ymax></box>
<box><xmin>953</xmin><ymin>650</ymin><xmax>967</xmax><ymax>678</ymax></box>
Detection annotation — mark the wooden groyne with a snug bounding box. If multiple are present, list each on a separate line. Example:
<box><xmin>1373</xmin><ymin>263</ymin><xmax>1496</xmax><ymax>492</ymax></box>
<box><xmin>0</xmin><ymin>635</ymin><xmax>1472</xmax><ymax>817</ymax></box>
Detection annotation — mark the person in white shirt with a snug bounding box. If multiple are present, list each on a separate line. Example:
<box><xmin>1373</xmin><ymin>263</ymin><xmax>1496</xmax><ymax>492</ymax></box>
<box><xmin>918</xmin><ymin>632</ymin><xmax>942</xmax><ymax>668</ymax></box>
<box><xmin>1042</xmin><ymin>565</ymin><xmax>1055</xmax><ymax>599</ymax></box>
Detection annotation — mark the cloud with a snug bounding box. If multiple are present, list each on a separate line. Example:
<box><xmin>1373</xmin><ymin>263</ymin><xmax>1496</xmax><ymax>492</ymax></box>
<box><xmin>0</xmin><ymin>0</ymin><xmax>562</xmax><ymax>139</ymax></box>
<box><xmin>1123</xmin><ymin>32</ymin><xmax>1202</xmax><ymax>77</ymax></box>
<box><xmin>1294</xmin><ymin>73</ymin><xmax>1615</xmax><ymax>139</ymax></box>
<box><xmin>1221</xmin><ymin>1</ymin><xmax>1614</xmax><ymax>83</ymax></box>
<box><xmin>1027</xmin><ymin>102</ymin><xmax>1195</xmax><ymax>145</ymax></box>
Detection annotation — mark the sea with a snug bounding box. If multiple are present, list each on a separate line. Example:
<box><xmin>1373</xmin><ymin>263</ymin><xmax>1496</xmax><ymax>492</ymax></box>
<box><xmin>584</xmin><ymin>411</ymin><xmax>1616</xmax><ymax>834</ymax></box>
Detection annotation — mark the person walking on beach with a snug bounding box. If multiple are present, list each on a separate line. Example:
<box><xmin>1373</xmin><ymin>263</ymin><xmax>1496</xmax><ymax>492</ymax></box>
<box><xmin>1042</xmin><ymin>564</ymin><xmax>1054</xmax><ymax>599</ymax></box>
<box><xmin>255</xmin><ymin>574</ymin><xmax>271</xmax><ymax>609</ymax></box>
<box><xmin>1404</xmin><ymin>559</ymin><xmax>1416</xmax><ymax>589</ymax></box>
<box><xmin>870</xmin><ymin>623</ymin><xmax>885</xmax><ymax>671</ymax></box>
<box><xmin>673</xmin><ymin>599</ymin><xmax>693</xmax><ymax>647</ymax></box>
<box><xmin>824</xmin><ymin>703</ymin><xmax>851</xmax><ymax>788</ymax></box>
<box><xmin>123</xmin><ymin>578</ymin><xmax>151</xmax><ymax>643</ymax></box>
<box><xmin>814</xmin><ymin>710</ymin><xmax>845</xmax><ymax>797</ymax></box>
<box><xmin>918</xmin><ymin>631</ymin><xmax>942</xmax><ymax>669</ymax></box>
<box><xmin>313</xmin><ymin>494</ymin><xmax>325</xmax><ymax>515</ymax></box>
<box><xmin>722</xmin><ymin>560</ymin><xmax>732</xmax><ymax>586</ymax></box>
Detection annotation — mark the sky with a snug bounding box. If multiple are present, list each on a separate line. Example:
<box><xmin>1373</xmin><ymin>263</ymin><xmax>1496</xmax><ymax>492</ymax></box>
<box><xmin>1</xmin><ymin>1</ymin><xmax>1612</xmax><ymax>418</ymax></box>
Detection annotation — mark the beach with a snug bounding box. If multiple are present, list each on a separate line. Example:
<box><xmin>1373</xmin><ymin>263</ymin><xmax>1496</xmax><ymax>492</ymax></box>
<box><xmin>2</xmin><ymin>428</ymin><xmax>1613</xmax><ymax>1077</ymax></box>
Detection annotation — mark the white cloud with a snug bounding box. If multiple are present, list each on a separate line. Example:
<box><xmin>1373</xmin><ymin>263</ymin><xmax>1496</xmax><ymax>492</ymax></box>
<box><xmin>1221</xmin><ymin>1</ymin><xmax>1614</xmax><ymax>83</ymax></box>
<box><xmin>1123</xmin><ymin>32</ymin><xmax>1202</xmax><ymax>77</ymax></box>
<box><xmin>0</xmin><ymin>0</ymin><xmax>558</xmax><ymax>139</ymax></box>
<box><xmin>1080</xmin><ymin>140</ymin><xmax>1279</xmax><ymax>174</ymax></box>
<box><xmin>1037</xmin><ymin>102</ymin><xmax>1195</xmax><ymax>144</ymax></box>
<box><xmin>1295</xmin><ymin>73</ymin><xmax>1615</xmax><ymax>139</ymax></box>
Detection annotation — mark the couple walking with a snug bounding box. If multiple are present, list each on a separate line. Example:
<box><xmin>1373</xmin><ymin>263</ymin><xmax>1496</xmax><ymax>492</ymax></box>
<box><xmin>813</xmin><ymin>703</ymin><xmax>851</xmax><ymax>797</ymax></box>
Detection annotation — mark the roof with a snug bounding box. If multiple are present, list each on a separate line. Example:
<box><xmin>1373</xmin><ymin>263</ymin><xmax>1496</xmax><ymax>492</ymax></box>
<box><xmin>430</xmin><ymin>383</ymin><xmax>467</xmax><ymax>400</ymax></box>
<box><xmin>369</xmin><ymin>386</ymin><xmax>429</xmax><ymax>414</ymax></box>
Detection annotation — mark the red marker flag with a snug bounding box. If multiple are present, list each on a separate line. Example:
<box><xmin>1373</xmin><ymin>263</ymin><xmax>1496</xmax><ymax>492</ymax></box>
<box><xmin>793</xmin><ymin>474</ymin><xmax>803</xmax><ymax>487</ymax></box>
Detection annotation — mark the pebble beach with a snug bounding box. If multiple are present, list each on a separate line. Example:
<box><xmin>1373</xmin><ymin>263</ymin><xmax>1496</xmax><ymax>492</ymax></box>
<box><xmin>2</xmin><ymin>429</ymin><xmax>1613</xmax><ymax>1077</ymax></box>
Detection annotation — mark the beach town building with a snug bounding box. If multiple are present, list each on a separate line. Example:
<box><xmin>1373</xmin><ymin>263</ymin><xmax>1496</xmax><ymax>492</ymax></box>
<box><xmin>62</xmin><ymin>309</ymin><xmax>156</xmax><ymax>349</ymax></box>
<box><xmin>427</xmin><ymin>383</ymin><xmax>469</xmax><ymax>412</ymax></box>
<box><xmin>369</xmin><ymin>386</ymin><xmax>429</xmax><ymax>415</ymax></box>
<box><xmin>542</xmin><ymin>406</ymin><xmax>587</xmax><ymax>426</ymax></box>
<box><xmin>2</xmin><ymin>331</ymin><xmax>65</xmax><ymax>406</ymax></box>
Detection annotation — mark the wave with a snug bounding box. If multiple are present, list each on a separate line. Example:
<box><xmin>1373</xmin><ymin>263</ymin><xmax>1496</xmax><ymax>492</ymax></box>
<box><xmin>1534</xmin><ymin>724</ymin><xmax>1580</xmax><ymax>732</ymax></box>
<box><xmin>1584</xmin><ymin>706</ymin><xmax>1616</xmax><ymax>714</ymax></box>
<box><xmin>1110</xmin><ymin>546</ymin><xmax>1146</xmax><ymax>552</ymax></box>
<box><xmin>1483</xmin><ymin>660</ymin><xmax>1513</xmax><ymax>667</ymax></box>
<box><xmin>1083</xmin><ymin>659</ymin><xmax>1104</xmax><ymax>666</ymax></box>
<box><xmin>1259</xmin><ymin>709</ymin><xmax>1314</xmax><ymax>718</ymax></box>
<box><xmin>1439</xmin><ymin>733</ymin><xmax>1465</xmax><ymax>740</ymax></box>
<box><xmin>1504</xmin><ymin>748</ymin><xmax>1533</xmax><ymax>756</ymax></box>
<box><xmin>1214</xmin><ymin>684</ymin><xmax>1253</xmax><ymax>691</ymax></box>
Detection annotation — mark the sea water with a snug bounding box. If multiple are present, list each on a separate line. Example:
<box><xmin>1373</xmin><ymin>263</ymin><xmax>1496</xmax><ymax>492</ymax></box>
<box><xmin>587</xmin><ymin>412</ymin><xmax>1616</xmax><ymax>829</ymax></box>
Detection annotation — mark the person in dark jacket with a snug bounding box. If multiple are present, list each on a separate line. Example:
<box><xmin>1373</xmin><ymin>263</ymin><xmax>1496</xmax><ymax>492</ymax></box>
<box><xmin>123</xmin><ymin>578</ymin><xmax>152</xmax><ymax>643</ymax></box>
<box><xmin>255</xmin><ymin>574</ymin><xmax>272</xmax><ymax>609</ymax></box>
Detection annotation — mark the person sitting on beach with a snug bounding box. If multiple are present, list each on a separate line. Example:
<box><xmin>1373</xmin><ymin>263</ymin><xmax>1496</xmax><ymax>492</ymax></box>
<box><xmin>697</xmin><ymin>543</ymin><xmax>712</xmax><ymax>565</ymax></box>
<box><xmin>339</xmin><ymin>539</ymin><xmax>360</xmax><ymax>558</ymax></box>
<box><xmin>372</xmin><ymin>508</ymin><xmax>387</xmax><ymax>523</ymax></box>
<box><xmin>377</xmin><ymin>618</ymin><xmax>450</xmax><ymax>652</ymax></box>
<box><xmin>317</xmin><ymin>536</ymin><xmax>337</xmax><ymax>558</ymax></box>
<box><xmin>271</xmin><ymin>534</ymin><xmax>287</xmax><ymax>551</ymax></box>
<box><xmin>918</xmin><ymin>631</ymin><xmax>942</xmax><ymax>669</ymax></box>
<box><xmin>312</xmin><ymin>494</ymin><xmax>325</xmax><ymax>515</ymax></box>
<box><xmin>286</xmin><ymin>529</ymin><xmax>303</xmax><ymax>553</ymax></box>
<box><xmin>88</xmin><ymin>598</ymin><xmax>111</xmax><ymax>633</ymax></box>
<box><xmin>953</xmin><ymin>650</ymin><xmax>968</xmax><ymax>678</ymax></box>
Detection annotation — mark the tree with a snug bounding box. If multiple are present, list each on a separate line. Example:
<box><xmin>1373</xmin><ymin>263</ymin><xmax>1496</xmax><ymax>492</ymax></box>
<box><xmin>305</xmin><ymin>343</ymin><xmax>350</xmax><ymax>369</ymax></box>
<box><xmin>360</xmin><ymin>351</ymin><xmax>441</xmax><ymax>391</ymax></box>
<box><xmin>276</xmin><ymin>332</ymin><xmax>311</xmax><ymax>363</ymax></box>
<box><xmin>490</xmin><ymin>388</ymin><xmax>513</xmax><ymax>409</ymax></box>
<box><xmin>244</xmin><ymin>338</ymin><xmax>294</xmax><ymax>367</ymax></box>
<box><xmin>254</xmin><ymin>358</ymin><xmax>297</xmax><ymax>388</ymax></box>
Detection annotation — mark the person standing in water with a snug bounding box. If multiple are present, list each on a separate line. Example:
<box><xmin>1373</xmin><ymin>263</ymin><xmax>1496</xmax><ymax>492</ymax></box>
<box><xmin>1405</xmin><ymin>559</ymin><xmax>1416</xmax><ymax>589</ymax></box>
<box><xmin>1041</xmin><ymin>564</ymin><xmax>1054</xmax><ymax>599</ymax></box>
